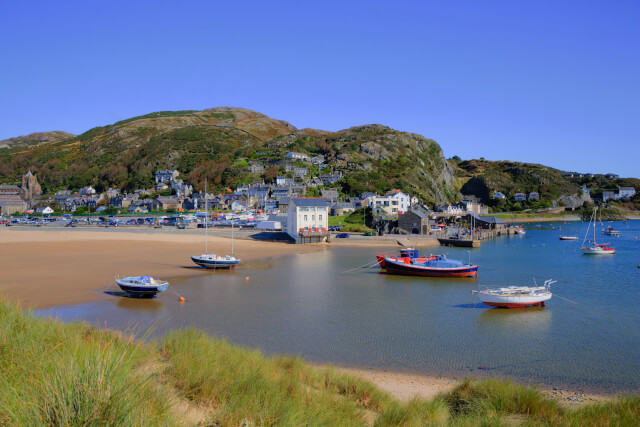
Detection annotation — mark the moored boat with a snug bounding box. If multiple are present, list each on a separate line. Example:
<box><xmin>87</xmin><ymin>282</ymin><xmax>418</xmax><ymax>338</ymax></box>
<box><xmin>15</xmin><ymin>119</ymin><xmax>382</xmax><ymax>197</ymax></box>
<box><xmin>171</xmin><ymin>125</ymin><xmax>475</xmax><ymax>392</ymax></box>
<box><xmin>115</xmin><ymin>276</ymin><xmax>169</xmax><ymax>297</ymax></box>
<box><xmin>582</xmin><ymin>243</ymin><xmax>615</xmax><ymax>255</ymax></box>
<box><xmin>191</xmin><ymin>178</ymin><xmax>241</xmax><ymax>269</ymax></box>
<box><xmin>602</xmin><ymin>226</ymin><xmax>620</xmax><ymax>236</ymax></box>
<box><xmin>383</xmin><ymin>254</ymin><xmax>478</xmax><ymax>277</ymax></box>
<box><xmin>376</xmin><ymin>248</ymin><xmax>429</xmax><ymax>268</ymax></box>
<box><xmin>581</xmin><ymin>207</ymin><xmax>615</xmax><ymax>255</ymax></box>
<box><xmin>559</xmin><ymin>235</ymin><xmax>578</xmax><ymax>240</ymax></box>
<box><xmin>472</xmin><ymin>279</ymin><xmax>555</xmax><ymax>308</ymax></box>
<box><xmin>191</xmin><ymin>254</ymin><xmax>240</xmax><ymax>268</ymax></box>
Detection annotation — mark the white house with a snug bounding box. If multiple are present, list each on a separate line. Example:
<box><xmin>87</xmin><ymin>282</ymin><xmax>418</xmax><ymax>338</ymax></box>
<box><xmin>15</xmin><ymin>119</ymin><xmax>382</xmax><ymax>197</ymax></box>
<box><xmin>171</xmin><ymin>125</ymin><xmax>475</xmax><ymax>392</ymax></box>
<box><xmin>36</xmin><ymin>206</ymin><xmax>54</xmax><ymax>214</ymax></box>
<box><xmin>513</xmin><ymin>193</ymin><xmax>526</xmax><ymax>201</ymax></box>
<box><xmin>388</xmin><ymin>191</ymin><xmax>411</xmax><ymax>214</ymax></box>
<box><xmin>286</xmin><ymin>198</ymin><xmax>329</xmax><ymax>243</ymax></box>
<box><xmin>492</xmin><ymin>192</ymin><xmax>505</xmax><ymax>199</ymax></box>
<box><xmin>618</xmin><ymin>187</ymin><xmax>636</xmax><ymax>199</ymax></box>
<box><xmin>363</xmin><ymin>195</ymin><xmax>400</xmax><ymax>216</ymax></box>
<box><xmin>231</xmin><ymin>201</ymin><xmax>247</xmax><ymax>212</ymax></box>
<box><xmin>285</xmin><ymin>152</ymin><xmax>310</xmax><ymax>161</ymax></box>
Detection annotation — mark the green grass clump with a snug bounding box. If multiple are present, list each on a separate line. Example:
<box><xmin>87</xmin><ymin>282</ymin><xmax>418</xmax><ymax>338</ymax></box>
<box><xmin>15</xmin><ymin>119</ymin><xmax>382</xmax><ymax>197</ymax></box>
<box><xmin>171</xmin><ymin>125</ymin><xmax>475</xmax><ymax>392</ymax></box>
<box><xmin>566</xmin><ymin>395</ymin><xmax>640</xmax><ymax>426</ymax></box>
<box><xmin>0</xmin><ymin>302</ymin><xmax>172</xmax><ymax>425</ymax></box>
<box><xmin>442</xmin><ymin>378</ymin><xmax>564</xmax><ymax>424</ymax></box>
<box><xmin>375</xmin><ymin>397</ymin><xmax>449</xmax><ymax>426</ymax></box>
<box><xmin>161</xmin><ymin>328</ymin><xmax>390</xmax><ymax>426</ymax></box>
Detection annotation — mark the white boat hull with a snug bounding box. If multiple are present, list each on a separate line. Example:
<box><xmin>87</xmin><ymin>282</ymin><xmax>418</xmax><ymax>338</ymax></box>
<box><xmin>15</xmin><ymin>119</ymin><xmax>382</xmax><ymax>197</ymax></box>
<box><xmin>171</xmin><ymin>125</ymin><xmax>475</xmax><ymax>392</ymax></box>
<box><xmin>581</xmin><ymin>247</ymin><xmax>615</xmax><ymax>255</ymax></box>
<box><xmin>473</xmin><ymin>282</ymin><xmax>554</xmax><ymax>309</ymax></box>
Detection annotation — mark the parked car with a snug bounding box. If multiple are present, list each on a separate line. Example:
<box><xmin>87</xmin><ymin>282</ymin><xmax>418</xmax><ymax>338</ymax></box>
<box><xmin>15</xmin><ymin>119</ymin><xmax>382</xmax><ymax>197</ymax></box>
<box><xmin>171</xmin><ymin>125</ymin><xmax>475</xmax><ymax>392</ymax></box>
<box><xmin>126</xmin><ymin>219</ymin><xmax>136</xmax><ymax>225</ymax></box>
<box><xmin>335</xmin><ymin>233</ymin><xmax>350</xmax><ymax>238</ymax></box>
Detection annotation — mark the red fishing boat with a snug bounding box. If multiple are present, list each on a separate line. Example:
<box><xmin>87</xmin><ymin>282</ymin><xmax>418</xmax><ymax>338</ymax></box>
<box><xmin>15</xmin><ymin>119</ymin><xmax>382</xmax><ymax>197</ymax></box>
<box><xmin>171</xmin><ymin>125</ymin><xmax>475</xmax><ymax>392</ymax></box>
<box><xmin>383</xmin><ymin>254</ymin><xmax>478</xmax><ymax>277</ymax></box>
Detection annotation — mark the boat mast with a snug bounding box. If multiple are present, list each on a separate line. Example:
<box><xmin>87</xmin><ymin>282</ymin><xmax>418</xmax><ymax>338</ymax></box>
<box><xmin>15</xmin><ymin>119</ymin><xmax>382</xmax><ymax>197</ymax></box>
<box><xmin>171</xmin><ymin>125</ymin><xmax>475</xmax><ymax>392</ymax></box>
<box><xmin>593</xmin><ymin>206</ymin><xmax>597</xmax><ymax>245</ymax></box>
<box><xmin>205</xmin><ymin>178</ymin><xmax>208</xmax><ymax>253</ymax></box>
<box><xmin>582</xmin><ymin>207</ymin><xmax>593</xmax><ymax>248</ymax></box>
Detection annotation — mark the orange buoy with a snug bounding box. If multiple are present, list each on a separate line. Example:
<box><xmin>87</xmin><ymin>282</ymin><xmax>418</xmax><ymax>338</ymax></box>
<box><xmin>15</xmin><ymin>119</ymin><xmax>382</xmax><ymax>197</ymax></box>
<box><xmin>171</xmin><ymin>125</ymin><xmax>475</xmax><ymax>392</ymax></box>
<box><xmin>246</xmin><ymin>276</ymin><xmax>250</xmax><ymax>281</ymax></box>
<box><xmin>179</xmin><ymin>297</ymin><xmax>185</xmax><ymax>303</ymax></box>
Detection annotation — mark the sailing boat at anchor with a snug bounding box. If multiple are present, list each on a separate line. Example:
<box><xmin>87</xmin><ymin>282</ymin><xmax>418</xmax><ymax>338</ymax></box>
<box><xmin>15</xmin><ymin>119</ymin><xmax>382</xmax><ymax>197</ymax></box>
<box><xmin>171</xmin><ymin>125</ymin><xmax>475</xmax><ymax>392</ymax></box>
<box><xmin>581</xmin><ymin>207</ymin><xmax>615</xmax><ymax>255</ymax></box>
<box><xmin>191</xmin><ymin>179</ymin><xmax>241</xmax><ymax>268</ymax></box>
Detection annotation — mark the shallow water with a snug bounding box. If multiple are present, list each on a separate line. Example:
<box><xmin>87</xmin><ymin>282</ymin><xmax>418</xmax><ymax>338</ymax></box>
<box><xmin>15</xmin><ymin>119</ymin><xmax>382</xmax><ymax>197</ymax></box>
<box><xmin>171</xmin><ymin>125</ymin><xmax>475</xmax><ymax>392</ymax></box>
<box><xmin>38</xmin><ymin>220</ymin><xmax>640</xmax><ymax>393</ymax></box>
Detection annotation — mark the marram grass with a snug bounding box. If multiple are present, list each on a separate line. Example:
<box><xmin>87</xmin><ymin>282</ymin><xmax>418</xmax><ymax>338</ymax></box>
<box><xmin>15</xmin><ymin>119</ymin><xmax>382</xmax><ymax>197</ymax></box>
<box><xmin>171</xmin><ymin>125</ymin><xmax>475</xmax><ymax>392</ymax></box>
<box><xmin>0</xmin><ymin>300</ymin><xmax>638</xmax><ymax>426</ymax></box>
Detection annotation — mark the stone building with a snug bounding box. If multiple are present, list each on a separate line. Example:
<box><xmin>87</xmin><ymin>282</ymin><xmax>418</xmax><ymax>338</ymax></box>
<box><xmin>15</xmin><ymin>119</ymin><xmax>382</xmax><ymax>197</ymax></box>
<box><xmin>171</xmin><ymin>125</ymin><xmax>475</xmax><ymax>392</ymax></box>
<box><xmin>21</xmin><ymin>171</ymin><xmax>42</xmax><ymax>199</ymax></box>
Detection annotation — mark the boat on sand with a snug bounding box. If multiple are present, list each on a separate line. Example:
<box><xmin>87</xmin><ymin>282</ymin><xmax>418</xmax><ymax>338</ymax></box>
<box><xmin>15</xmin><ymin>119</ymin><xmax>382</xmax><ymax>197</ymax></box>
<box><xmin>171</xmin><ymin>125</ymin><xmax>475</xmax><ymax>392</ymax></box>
<box><xmin>191</xmin><ymin>179</ymin><xmax>240</xmax><ymax>269</ymax></box>
<box><xmin>115</xmin><ymin>276</ymin><xmax>169</xmax><ymax>297</ymax></box>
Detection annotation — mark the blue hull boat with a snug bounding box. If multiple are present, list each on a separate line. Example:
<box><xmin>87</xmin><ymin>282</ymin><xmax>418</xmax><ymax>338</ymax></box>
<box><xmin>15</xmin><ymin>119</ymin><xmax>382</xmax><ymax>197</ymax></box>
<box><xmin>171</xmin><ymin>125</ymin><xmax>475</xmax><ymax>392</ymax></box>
<box><xmin>191</xmin><ymin>254</ymin><xmax>240</xmax><ymax>269</ymax></box>
<box><xmin>115</xmin><ymin>276</ymin><xmax>169</xmax><ymax>297</ymax></box>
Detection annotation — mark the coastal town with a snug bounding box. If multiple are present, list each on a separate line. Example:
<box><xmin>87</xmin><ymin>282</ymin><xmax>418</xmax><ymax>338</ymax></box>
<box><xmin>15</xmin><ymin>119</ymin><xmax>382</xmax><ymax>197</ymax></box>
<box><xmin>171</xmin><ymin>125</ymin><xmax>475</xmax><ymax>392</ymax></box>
<box><xmin>1</xmin><ymin>153</ymin><xmax>636</xmax><ymax>246</ymax></box>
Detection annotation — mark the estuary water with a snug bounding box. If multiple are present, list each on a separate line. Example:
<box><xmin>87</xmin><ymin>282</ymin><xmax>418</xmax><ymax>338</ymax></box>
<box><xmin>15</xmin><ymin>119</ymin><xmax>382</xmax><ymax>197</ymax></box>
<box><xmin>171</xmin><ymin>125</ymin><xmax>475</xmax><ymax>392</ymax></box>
<box><xmin>39</xmin><ymin>220</ymin><xmax>640</xmax><ymax>393</ymax></box>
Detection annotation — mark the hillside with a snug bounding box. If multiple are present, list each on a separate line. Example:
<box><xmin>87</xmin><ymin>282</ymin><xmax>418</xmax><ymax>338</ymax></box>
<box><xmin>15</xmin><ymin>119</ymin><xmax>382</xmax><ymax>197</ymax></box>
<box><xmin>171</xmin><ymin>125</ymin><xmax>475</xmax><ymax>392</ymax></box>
<box><xmin>452</xmin><ymin>159</ymin><xmax>584</xmax><ymax>209</ymax></box>
<box><xmin>0</xmin><ymin>131</ymin><xmax>75</xmax><ymax>149</ymax></box>
<box><xmin>0</xmin><ymin>107</ymin><xmax>455</xmax><ymax>204</ymax></box>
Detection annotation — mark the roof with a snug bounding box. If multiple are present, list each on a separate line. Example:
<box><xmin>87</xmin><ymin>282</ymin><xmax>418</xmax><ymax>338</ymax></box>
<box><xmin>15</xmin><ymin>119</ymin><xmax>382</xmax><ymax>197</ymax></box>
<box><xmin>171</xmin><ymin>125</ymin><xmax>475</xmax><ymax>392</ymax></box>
<box><xmin>290</xmin><ymin>198</ymin><xmax>328</xmax><ymax>207</ymax></box>
<box><xmin>403</xmin><ymin>209</ymin><xmax>429</xmax><ymax>219</ymax></box>
<box><xmin>466</xmin><ymin>213</ymin><xmax>506</xmax><ymax>224</ymax></box>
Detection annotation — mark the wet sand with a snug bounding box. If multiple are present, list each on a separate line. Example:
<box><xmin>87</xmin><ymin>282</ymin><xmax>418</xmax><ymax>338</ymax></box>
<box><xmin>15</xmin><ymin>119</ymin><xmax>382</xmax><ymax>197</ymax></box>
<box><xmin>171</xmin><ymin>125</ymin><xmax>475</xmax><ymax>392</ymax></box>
<box><xmin>0</xmin><ymin>228</ymin><xmax>323</xmax><ymax>309</ymax></box>
<box><xmin>0</xmin><ymin>227</ymin><xmax>617</xmax><ymax>405</ymax></box>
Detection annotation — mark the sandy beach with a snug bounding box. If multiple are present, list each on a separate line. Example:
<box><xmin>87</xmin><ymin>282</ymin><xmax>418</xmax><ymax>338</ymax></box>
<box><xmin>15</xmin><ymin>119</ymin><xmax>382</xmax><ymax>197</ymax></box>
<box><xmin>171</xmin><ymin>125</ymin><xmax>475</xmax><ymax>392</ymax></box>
<box><xmin>0</xmin><ymin>228</ymin><xmax>325</xmax><ymax>309</ymax></box>
<box><xmin>0</xmin><ymin>227</ymin><xmax>614</xmax><ymax>405</ymax></box>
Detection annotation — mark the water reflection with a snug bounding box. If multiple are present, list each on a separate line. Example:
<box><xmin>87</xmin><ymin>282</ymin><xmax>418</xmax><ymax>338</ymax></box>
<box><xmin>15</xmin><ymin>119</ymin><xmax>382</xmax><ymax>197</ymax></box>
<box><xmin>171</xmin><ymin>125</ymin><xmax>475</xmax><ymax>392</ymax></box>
<box><xmin>477</xmin><ymin>306</ymin><xmax>552</xmax><ymax>332</ymax></box>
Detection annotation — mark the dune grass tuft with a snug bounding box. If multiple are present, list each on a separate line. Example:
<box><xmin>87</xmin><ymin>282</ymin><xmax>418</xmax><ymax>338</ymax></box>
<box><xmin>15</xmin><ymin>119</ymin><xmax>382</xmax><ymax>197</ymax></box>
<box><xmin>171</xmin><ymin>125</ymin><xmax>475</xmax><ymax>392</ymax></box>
<box><xmin>0</xmin><ymin>302</ymin><xmax>172</xmax><ymax>425</ymax></box>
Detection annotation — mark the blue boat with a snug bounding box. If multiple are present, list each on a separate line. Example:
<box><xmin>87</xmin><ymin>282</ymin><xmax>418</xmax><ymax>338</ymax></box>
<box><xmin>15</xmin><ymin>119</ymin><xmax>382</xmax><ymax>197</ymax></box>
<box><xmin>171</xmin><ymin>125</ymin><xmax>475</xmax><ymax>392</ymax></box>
<box><xmin>115</xmin><ymin>276</ymin><xmax>169</xmax><ymax>297</ymax></box>
<box><xmin>191</xmin><ymin>254</ymin><xmax>240</xmax><ymax>269</ymax></box>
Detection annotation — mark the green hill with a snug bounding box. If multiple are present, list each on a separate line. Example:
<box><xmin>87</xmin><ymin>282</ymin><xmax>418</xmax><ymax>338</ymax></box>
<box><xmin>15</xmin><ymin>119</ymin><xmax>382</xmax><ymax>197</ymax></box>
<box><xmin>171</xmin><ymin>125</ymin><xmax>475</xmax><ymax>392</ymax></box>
<box><xmin>453</xmin><ymin>159</ymin><xmax>583</xmax><ymax>210</ymax></box>
<box><xmin>0</xmin><ymin>107</ymin><xmax>456</xmax><ymax>204</ymax></box>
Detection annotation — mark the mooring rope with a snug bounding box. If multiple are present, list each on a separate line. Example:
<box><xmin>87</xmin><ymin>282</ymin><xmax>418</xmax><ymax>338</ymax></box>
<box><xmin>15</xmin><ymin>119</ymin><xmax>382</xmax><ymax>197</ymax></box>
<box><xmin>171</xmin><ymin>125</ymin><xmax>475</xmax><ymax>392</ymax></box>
<box><xmin>342</xmin><ymin>258</ymin><xmax>380</xmax><ymax>274</ymax></box>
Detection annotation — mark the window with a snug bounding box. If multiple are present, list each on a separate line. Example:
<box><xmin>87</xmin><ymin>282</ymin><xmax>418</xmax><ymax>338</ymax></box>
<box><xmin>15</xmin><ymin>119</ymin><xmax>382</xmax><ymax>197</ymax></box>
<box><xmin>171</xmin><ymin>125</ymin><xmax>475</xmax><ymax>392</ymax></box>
<box><xmin>304</xmin><ymin>215</ymin><xmax>307</xmax><ymax>221</ymax></box>
<box><xmin>319</xmin><ymin>215</ymin><xmax>322</xmax><ymax>221</ymax></box>
<box><xmin>299</xmin><ymin>207</ymin><xmax>309</xmax><ymax>212</ymax></box>
<box><xmin>312</xmin><ymin>215</ymin><xmax>315</xmax><ymax>221</ymax></box>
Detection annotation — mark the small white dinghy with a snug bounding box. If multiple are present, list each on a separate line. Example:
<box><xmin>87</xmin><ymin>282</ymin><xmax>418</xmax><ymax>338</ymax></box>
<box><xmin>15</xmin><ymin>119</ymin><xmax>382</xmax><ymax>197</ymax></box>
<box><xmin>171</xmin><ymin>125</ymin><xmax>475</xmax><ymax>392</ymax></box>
<box><xmin>472</xmin><ymin>279</ymin><xmax>556</xmax><ymax>309</ymax></box>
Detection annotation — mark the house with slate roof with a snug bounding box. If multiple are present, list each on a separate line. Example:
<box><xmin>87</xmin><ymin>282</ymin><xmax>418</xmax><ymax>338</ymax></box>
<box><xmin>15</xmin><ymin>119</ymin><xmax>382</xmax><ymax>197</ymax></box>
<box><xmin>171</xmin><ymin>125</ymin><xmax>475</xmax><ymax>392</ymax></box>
<box><xmin>398</xmin><ymin>208</ymin><xmax>431</xmax><ymax>235</ymax></box>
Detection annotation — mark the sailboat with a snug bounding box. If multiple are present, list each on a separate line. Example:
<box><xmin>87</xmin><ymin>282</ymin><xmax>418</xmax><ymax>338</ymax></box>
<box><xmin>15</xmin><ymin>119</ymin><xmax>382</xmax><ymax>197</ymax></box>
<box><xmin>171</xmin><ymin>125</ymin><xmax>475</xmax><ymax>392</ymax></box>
<box><xmin>191</xmin><ymin>179</ymin><xmax>241</xmax><ymax>269</ymax></box>
<box><xmin>581</xmin><ymin>207</ymin><xmax>615</xmax><ymax>255</ymax></box>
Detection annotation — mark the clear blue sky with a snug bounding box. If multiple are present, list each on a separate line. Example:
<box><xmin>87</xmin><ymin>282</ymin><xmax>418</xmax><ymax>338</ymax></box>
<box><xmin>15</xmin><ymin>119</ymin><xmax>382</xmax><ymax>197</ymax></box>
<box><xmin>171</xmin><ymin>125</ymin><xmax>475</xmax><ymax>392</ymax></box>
<box><xmin>1</xmin><ymin>1</ymin><xmax>639</xmax><ymax>177</ymax></box>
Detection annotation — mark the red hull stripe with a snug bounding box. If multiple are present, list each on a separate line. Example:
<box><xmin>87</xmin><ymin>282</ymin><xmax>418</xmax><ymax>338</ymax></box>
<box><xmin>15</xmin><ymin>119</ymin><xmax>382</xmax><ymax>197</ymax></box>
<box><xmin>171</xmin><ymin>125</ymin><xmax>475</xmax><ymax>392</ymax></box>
<box><xmin>482</xmin><ymin>301</ymin><xmax>545</xmax><ymax>308</ymax></box>
<box><xmin>384</xmin><ymin>263</ymin><xmax>478</xmax><ymax>277</ymax></box>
